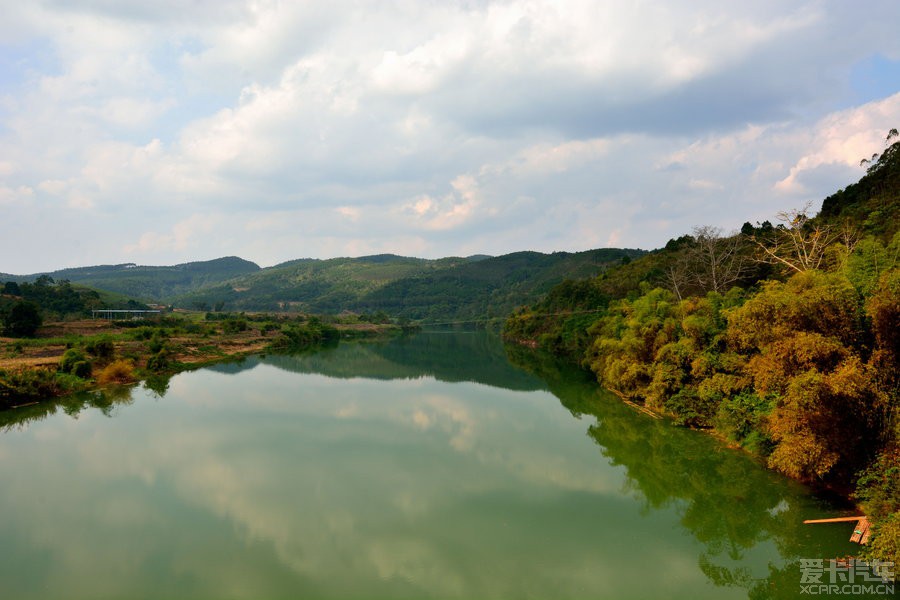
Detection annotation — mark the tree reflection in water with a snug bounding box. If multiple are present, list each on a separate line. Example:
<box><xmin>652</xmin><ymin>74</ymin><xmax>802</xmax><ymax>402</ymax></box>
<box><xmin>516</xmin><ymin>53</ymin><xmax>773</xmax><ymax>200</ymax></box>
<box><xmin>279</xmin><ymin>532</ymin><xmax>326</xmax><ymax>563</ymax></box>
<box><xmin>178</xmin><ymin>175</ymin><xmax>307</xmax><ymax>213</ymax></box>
<box><xmin>504</xmin><ymin>342</ymin><xmax>861</xmax><ymax>599</ymax></box>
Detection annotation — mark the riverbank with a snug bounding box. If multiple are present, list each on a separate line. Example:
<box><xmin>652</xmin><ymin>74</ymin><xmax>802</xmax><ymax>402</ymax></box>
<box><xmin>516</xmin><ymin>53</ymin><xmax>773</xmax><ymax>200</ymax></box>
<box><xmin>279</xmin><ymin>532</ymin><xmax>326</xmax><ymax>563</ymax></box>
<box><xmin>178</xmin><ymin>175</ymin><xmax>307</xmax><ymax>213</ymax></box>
<box><xmin>501</xmin><ymin>338</ymin><xmax>879</xmax><ymax>535</ymax></box>
<box><xmin>1</xmin><ymin>315</ymin><xmax>405</xmax><ymax>408</ymax></box>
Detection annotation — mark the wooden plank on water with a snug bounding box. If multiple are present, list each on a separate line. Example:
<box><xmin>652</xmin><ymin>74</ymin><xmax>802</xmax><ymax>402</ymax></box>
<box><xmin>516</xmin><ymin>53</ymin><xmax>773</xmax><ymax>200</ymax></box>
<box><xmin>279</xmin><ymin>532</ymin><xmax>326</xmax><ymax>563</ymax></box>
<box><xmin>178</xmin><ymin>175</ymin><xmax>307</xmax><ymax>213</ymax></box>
<box><xmin>803</xmin><ymin>516</ymin><xmax>865</xmax><ymax>524</ymax></box>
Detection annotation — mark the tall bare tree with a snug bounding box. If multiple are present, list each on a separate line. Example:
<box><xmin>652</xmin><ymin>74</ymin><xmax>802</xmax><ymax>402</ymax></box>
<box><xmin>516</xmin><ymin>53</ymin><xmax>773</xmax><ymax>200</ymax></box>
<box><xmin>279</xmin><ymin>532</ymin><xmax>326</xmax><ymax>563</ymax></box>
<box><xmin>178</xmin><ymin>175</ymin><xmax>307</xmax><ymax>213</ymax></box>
<box><xmin>664</xmin><ymin>252</ymin><xmax>692</xmax><ymax>300</ymax></box>
<box><xmin>688</xmin><ymin>226</ymin><xmax>750</xmax><ymax>293</ymax></box>
<box><xmin>751</xmin><ymin>202</ymin><xmax>848</xmax><ymax>273</ymax></box>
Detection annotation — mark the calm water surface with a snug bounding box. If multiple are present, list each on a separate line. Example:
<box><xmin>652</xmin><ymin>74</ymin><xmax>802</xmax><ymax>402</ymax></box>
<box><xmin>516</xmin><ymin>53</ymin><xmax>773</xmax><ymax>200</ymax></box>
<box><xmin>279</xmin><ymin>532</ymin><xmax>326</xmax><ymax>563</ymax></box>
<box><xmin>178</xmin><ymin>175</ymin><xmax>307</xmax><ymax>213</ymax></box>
<box><xmin>0</xmin><ymin>332</ymin><xmax>859</xmax><ymax>599</ymax></box>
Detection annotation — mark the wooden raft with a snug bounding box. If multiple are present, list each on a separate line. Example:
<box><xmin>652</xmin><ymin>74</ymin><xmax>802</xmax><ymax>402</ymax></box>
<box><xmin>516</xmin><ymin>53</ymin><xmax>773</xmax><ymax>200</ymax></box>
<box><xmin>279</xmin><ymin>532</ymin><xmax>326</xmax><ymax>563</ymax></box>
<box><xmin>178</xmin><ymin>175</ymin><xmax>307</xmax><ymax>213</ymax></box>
<box><xmin>803</xmin><ymin>516</ymin><xmax>870</xmax><ymax>545</ymax></box>
<box><xmin>850</xmin><ymin>518</ymin><xmax>871</xmax><ymax>544</ymax></box>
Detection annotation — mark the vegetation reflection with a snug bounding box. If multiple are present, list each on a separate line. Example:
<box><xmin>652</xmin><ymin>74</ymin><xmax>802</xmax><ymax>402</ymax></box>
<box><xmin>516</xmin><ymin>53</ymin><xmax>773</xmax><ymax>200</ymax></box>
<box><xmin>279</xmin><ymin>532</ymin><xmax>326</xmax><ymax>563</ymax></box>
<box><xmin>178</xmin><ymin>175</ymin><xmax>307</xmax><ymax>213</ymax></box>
<box><xmin>504</xmin><ymin>343</ymin><xmax>863</xmax><ymax>599</ymax></box>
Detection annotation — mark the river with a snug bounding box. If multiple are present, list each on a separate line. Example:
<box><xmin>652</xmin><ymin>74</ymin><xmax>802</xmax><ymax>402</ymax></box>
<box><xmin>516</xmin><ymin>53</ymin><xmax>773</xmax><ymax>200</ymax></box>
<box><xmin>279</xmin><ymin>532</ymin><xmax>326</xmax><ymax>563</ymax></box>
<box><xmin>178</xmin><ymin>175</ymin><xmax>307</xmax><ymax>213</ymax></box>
<box><xmin>0</xmin><ymin>332</ymin><xmax>864</xmax><ymax>599</ymax></box>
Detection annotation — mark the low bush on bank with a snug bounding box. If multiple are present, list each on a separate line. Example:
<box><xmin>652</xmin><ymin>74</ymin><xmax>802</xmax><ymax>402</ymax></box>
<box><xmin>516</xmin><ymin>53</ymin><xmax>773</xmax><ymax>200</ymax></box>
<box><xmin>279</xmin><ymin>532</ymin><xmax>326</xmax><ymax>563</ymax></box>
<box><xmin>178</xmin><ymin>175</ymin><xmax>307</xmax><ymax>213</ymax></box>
<box><xmin>145</xmin><ymin>351</ymin><xmax>170</xmax><ymax>372</ymax></box>
<box><xmin>59</xmin><ymin>347</ymin><xmax>96</xmax><ymax>379</ymax></box>
<box><xmin>0</xmin><ymin>368</ymin><xmax>90</xmax><ymax>407</ymax></box>
<box><xmin>84</xmin><ymin>337</ymin><xmax>115</xmax><ymax>359</ymax></box>
<box><xmin>96</xmin><ymin>360</ymin><xmax>136</xmax><ymax>384</ymax></box>
<box><xmin>269</xmin><ymin>320</ymin><xmax>340</xmax><ymax>349</ymax></box>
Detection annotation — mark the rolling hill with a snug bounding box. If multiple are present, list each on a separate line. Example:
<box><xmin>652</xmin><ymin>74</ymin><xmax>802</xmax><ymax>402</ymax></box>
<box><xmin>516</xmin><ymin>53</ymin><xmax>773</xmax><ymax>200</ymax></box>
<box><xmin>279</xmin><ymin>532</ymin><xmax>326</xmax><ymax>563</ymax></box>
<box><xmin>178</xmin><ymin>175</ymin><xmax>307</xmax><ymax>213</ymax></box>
<box><xmin>2</xmin><ymin>248</ymin><xmax>646</xmax><ymax>322</ymax></box>
<box><xmin>352</xmin><ymin>249</ymin><xmax>644</xmax><ymax>321</ymax></box>
<box><xmin>1</xmin><ymin>257</ymin><xmax>261</xmax><ymax>301</ymax></box>
<box><xmin>172</xmin><ymin>248</ymin><xmax>645</xmax><ymax>320</ymax></box>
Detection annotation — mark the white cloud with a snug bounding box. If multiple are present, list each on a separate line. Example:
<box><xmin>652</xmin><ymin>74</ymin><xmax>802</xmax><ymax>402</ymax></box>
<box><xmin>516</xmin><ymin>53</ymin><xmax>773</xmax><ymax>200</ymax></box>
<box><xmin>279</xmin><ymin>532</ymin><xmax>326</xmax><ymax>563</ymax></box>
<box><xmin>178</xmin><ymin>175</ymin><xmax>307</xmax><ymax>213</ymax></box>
<box><xmin>335</xmin><ymin>206</ymin><xmax>360</xmax><ymax>221</ymax></box>
<box><xmin>371</xmin><ymin>29</ymin><xmax>471</xmax><ymax>95</ymax></box>
<box><xmin>1</xmin><ymin>1</ymin><xmax>899</xmax><ymax>272</ymax></box>
<box><xmin>0</xmin><ymin>185</ymin><xmax>35</xmax><ymax>206</ymax></box>
<box><xmin>401</xmin><ymin>174</ymin><xmax>482</xmax><ymax>231</ymax></box>
<box><xmin>688</xmin><ymin>178</ymin><xmax>724</xmax><ymax>191</ymax></box>
<box><xmin>124</xmin><ymin>214</ymin><xmax>220</xmax><ymax>256</ymax></box>
<box><xmin>86</xmin><ymin>97</ymin><xmax>176</xmax><ymax>129</ymax></box>
<box><xmin>774</xmin><ymin>93</ymin><xmax>900</xmax><ymax>194</ymax></box>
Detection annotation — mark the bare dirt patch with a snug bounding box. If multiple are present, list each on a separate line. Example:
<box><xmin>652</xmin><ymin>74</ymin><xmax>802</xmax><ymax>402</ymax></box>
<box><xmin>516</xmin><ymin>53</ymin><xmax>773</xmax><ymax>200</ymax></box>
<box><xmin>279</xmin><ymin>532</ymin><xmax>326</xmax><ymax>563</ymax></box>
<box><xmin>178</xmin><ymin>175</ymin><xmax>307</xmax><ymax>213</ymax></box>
<box><xmin>37</xmin><ymin>319</ymin><xmax>120</xmax><ymax>338</ymax></box>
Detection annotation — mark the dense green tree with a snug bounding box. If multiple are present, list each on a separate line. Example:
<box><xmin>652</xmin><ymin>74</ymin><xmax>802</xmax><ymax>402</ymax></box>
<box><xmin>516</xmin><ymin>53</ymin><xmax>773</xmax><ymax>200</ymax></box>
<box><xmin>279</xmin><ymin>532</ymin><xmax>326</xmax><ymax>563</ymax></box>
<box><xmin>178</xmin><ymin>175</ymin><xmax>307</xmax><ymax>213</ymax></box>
<box><xmin>3</xmin><ymin>301</ymin><xmax>42</xmax><ymax>337</ymax></box>
<box><xmin>2</xmin><ymin>281</ymin><xmax>21</xmax><ymax>295</ymax></box>
<box><xmin>727</xmin><ymin>272</ymin><xmax>884</xmax><ymax>481</ymax></box>
<box><xmin>843</xmin><ymin>232</ymin><xmax>900</xmax><ymax>295</ymax></box>
<box><xmin>866</xmin><ymin>268</ymin><xmax>900</xmax><ymax>399</ymax></box>
<box><xmin>727</xmin><ymin>271</ymin><xmax>863</xmax><ymax>351</ymax></box>
<box><xmin>856</xmin><ymin>446</ymin><xmax>900</xmax><ymax>572</ymax></box>
<box><xmin>584</xmin><ymin>288</ymin><xmax>746</xmax><ymax>426</ymax></box>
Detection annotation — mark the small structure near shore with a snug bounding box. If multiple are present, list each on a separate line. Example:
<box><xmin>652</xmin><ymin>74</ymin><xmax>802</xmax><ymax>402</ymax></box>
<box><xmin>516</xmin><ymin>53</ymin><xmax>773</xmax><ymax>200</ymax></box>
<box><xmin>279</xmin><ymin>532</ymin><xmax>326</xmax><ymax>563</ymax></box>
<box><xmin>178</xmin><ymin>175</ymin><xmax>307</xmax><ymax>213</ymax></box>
<box><xmin>91</xmin><ymin>309</ymin><xmax>161</xmax><ymax>321</ymax></box>
<box><xmin>803</xmin><ymin>516</ymin><xmax>871</xmax><ymax>545</ymax></box>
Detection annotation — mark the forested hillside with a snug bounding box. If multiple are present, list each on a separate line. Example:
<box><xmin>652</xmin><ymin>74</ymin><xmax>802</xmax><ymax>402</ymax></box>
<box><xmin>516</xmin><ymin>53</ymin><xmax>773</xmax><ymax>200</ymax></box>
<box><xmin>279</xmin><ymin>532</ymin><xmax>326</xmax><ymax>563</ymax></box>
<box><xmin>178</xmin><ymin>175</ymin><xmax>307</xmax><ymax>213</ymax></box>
<box><xmin>504</xmin><ymin>130</ymin><xmax>900</xmax><ymax>568</ymax></box>
<box><xmin>172</xmin><ymin>249</ymin><xmax>645</xmax><ymax>320</ymax></box>
<box><xmin>354</xmin><ymin>249</ymin><xmax>643</xmax><ymax>321</ymax></box>
<box><xmin>172</xmin><ymin>254</ymin><xmax>468</xmax><ymax>312</ymax></box>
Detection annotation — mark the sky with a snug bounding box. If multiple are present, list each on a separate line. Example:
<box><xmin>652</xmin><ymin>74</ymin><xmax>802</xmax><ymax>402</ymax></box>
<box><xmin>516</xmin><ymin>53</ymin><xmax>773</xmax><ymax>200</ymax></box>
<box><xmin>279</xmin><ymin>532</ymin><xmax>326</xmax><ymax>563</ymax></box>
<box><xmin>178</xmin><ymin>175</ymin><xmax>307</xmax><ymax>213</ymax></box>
<box><xmin>1</xmin><ymin>1</ymin><xmax>899</xmax><ymax>273</ymax></box>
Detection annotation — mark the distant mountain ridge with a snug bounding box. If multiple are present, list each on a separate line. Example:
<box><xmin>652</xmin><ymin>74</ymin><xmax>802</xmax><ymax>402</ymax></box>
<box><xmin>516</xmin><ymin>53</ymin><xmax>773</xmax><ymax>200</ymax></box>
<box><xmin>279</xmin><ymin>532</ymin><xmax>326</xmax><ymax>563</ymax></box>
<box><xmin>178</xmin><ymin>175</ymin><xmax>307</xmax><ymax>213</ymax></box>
<box><xmin>1</xmin><ymin>257</ymin><xmax>261</xmax><ymax>301</ymax></box>
<box><xmin>2</xmin><ymin>248</ymin><xmax>646</xmax><ymax>322</ymax></box>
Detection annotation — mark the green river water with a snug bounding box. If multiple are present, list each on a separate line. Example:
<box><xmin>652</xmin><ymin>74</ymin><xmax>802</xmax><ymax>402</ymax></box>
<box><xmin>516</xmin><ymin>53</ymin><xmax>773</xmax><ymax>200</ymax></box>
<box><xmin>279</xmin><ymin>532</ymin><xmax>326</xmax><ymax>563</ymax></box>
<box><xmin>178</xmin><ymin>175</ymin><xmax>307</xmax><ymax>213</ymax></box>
<box><xmin>0</xmin><ymin>332</ymin><xmax>872</xmax><ymax>599</ymax></box>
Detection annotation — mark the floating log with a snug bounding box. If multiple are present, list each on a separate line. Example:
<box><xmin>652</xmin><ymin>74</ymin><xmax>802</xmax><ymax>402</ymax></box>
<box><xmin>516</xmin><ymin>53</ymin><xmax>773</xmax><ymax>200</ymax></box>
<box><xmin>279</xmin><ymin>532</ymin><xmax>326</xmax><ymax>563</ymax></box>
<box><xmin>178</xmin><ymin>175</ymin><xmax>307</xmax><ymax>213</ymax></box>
<box><xmin>609</xmin><ymin>390</ymin><xmax>662</xmax><ymax>420</ymax></box>
<box><xmin>803</xmin><ymin>516</ymin><xmax>866</xmax><ymax>524</ymax></box>
<box><xmin>10</xmin><ymin>401</ymin><xmax>39</xmax><ymax>409</ymax></box>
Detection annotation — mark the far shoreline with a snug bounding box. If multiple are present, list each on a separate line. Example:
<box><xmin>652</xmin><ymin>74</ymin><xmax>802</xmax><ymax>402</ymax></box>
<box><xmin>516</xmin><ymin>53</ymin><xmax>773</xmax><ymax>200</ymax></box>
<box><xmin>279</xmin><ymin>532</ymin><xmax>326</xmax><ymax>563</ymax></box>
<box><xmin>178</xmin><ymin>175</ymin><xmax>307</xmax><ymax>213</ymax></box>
<box><xmin>1</xmin><ymin>314</ymin><xmax>407</xmax><ymax>409</ymax></box>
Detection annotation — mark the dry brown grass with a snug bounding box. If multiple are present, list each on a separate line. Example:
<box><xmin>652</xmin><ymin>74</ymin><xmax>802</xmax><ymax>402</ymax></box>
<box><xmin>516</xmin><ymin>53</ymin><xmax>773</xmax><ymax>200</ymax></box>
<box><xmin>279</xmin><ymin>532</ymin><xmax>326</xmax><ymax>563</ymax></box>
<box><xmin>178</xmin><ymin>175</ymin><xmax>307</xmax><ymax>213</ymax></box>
<box><xmin>96</xmin><ymin>359</ymin><xmax>136</xmax><ymax>384</ymax></box>
<box><xmin>36</xmin><ymin>319</ymin><xmax>118</xmax><ymax>338</ymax></box>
